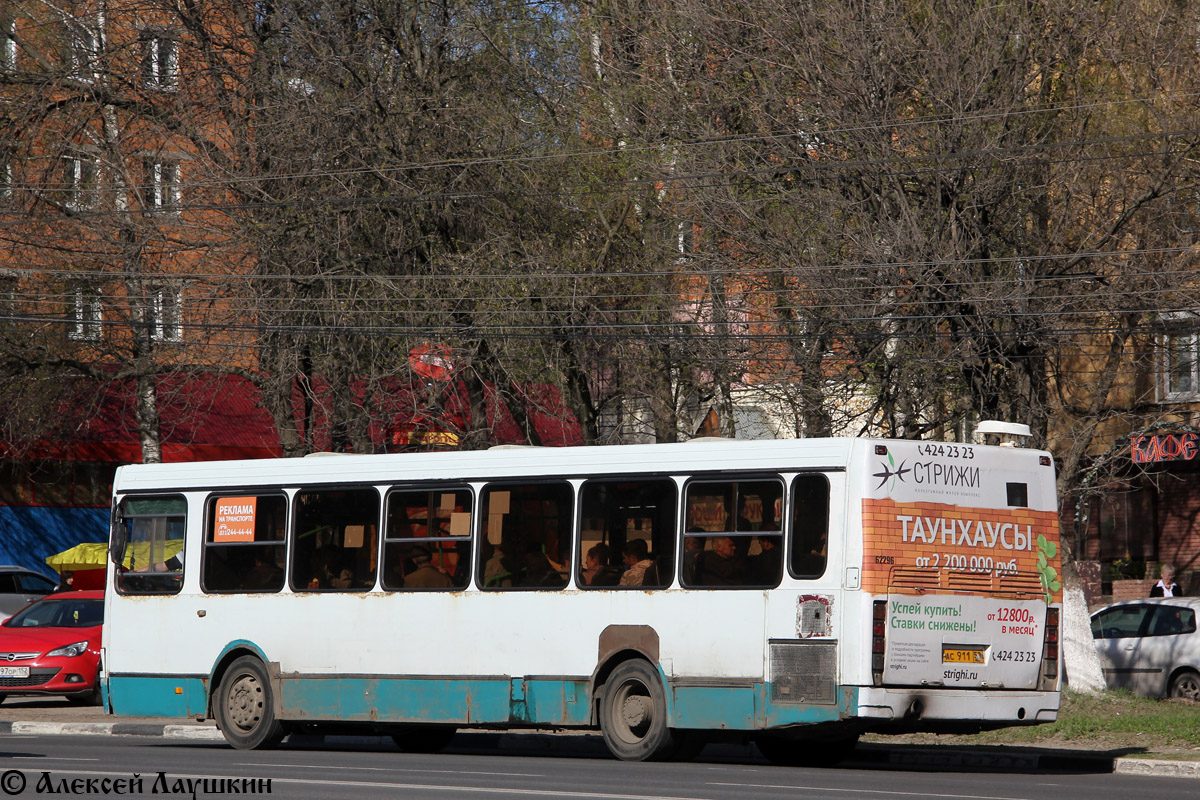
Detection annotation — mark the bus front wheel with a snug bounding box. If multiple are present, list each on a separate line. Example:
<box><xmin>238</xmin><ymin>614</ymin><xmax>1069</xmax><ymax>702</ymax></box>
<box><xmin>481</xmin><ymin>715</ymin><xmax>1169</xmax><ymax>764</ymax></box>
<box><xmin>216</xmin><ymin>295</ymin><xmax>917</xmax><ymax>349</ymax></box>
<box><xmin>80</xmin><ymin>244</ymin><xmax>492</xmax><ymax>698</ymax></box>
<box><xmin>215</xmin><ymin>656</ymin><xmax>285</xmax><ymax>750</ymax></box>
<box><xmin>599</xmin><ymin>660</ymin><xmax>677</xmax><ymax>761</ymax></box>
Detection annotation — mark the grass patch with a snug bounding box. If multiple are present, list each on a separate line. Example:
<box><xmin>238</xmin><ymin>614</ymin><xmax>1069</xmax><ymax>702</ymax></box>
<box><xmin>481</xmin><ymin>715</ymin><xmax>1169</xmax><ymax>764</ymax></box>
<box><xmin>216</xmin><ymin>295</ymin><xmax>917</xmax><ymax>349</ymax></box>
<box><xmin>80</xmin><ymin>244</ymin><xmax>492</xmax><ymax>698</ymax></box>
<box><xmin>866</xmin><ymin>691</ymin><xmax>1200</xmax><ymax>752</ymax></box>
<box><xmin>974</xmin><ymin>690</ymin><xmax>1200</xmax><ymax>748</ymax></box>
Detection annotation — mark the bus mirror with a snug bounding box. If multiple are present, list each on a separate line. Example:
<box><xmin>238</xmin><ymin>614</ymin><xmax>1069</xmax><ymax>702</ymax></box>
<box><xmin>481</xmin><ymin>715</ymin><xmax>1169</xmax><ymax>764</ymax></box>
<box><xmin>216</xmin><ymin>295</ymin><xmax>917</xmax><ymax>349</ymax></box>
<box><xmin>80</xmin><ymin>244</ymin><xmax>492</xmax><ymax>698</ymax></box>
<box><xmin>109</xmin><ymin>501</ymin><xmax>127</xmax><ymax>568</ymax></box>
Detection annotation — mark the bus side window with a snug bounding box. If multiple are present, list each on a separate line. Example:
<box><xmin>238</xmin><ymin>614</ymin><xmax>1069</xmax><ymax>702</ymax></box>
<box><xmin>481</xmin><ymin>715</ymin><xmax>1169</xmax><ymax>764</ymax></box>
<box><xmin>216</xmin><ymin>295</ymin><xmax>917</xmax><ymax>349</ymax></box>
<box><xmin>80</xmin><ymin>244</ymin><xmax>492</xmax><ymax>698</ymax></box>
<box><xmin>290</xmin><ymin>488</ymin><xmax>380</xmax><ymax>592</ymax></box>
<box><xmin>382</xmin><ymin>488</ymin><xmax>472</xmax><ymax>591</ymax></box>
<box><xmin>113</xmin><ymin>495</ymin><xmax>187</xmax><ymax>595</ymax></box>
<box><xmin>682</xmin><ymin>479</ymin><xmax>784</xmax><ymax>589</ymax></box>
<box><xmin>201</xmin><ymin>494</ymin><xmax>287</xmax><ymax>594</ymax></box>
<box><xmin>577</xmin><ymin>478</ymin><xmax>677</xmax><ymax>589</ymax></box>
<box><xmin>479</xmin><ymin>482</ymin><xmax>572</xmax><ymax>591</ymax></box>
<box><xmin>790</xmin><ymin>474</ymin><xmax>830</xmax><ymax>579</ymax></box>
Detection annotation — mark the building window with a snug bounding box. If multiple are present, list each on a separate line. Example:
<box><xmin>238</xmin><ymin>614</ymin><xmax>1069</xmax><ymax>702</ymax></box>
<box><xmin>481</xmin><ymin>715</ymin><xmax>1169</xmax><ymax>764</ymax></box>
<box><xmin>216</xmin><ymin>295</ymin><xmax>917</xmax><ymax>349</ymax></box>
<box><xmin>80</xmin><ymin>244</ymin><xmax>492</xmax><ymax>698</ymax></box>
<box><xmin>144</xmin><ymin>160</ymin><xmax>181</xmax><ymax>212</ymax></box>
<box><xmin>66</xmin><ymin>20</ymin><xmax>99</xmax><ymax>82</ymax></box>
<box><xmin>0</xmin><ymin>152</ymin><xmax>11</xmax><ymax>201</ymax></box>
<box><xmin>141</xmin><ymin>33</ymin><xmax>178</xmax><ymax>91</ymax></box>
<box><xmin>69</xmin><ymin>288</ymin><xmax>102</xmax><ymax>341</ymax></box>
<box><xmin>63</xmin><ymin>154</ymin><xmax>98</xmax><ymax>210</ymax></box>
<box><xmin>1159</xmin><ymin>327</ymin><xmax>1200</xmax><ymax>401</ymax></box>
<box><xmin>657</xmin><ymin>218</ymin><xmax>694</xmax><ymax>264</ymax></box>
<box><xmin>675</xmin><ymin>220</ymin><xmax>694</xmax><ymax>261</ymax></box>
<box><xmin>0</xmin><ymin>273</ymin><xmax>16</xmax><ymax>312</ymax></box>
<box><xmin>149</xmin><ymin>285</ymin><xmax>183</xmax><ymax>342</ymax></box>
<box><xmin>2</xmin><ymin>18</ymin><xmax>16</xmax><ymax>73</ymax></box>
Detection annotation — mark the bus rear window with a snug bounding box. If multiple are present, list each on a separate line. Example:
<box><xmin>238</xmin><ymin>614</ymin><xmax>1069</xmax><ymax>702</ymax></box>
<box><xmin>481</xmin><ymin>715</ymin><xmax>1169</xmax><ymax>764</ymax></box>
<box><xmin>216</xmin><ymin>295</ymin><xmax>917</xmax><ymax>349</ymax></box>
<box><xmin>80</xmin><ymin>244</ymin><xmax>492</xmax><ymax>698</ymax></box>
<box><xmin>790</xmin><ymin>474</ymin><xmax>830</xmax><ymax>579</ymax></box>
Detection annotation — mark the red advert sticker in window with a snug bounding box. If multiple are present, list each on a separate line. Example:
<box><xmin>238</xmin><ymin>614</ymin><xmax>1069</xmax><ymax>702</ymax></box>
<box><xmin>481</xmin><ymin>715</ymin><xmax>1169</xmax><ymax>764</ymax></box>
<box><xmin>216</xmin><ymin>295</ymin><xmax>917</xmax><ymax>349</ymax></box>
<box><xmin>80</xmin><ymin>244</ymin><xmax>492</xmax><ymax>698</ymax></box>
<box><xmin>214</xmin><ymin>497</ymin><xmax>257</xmax><ymax>542</ymax></box>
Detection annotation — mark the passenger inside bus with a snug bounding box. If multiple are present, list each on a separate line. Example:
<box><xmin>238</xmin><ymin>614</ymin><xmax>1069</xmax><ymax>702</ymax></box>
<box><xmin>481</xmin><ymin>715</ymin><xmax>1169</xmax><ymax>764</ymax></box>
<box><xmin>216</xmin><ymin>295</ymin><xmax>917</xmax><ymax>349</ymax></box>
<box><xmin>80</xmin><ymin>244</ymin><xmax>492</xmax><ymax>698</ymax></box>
<box><xmin>402</xmin><ymin>547</ymin><xmax>454</xmax><ymax>589</ymax></box>
<box><xmin>243</xmin><ymin>552</ymin><xmax>283</xmax><ymax>590</ymax></box>
<box><xmin>521</xmin><ymin>543</ymin><xmax>565</xmax><ymax>587</ymax></box>
<box><xmin>619</xmin><ymin>538</ymin><xmax>655</xmax><ymax>586</ymax></box>
<box><xmin>450</xmin><ymin>541</ymin><xmax>472</xmax><ymax>587</ymax></box>
<box><xmin>581</xmin><ymin>543</ymin><xmax>622</xmax><ymax>586</ymax></box>
<box><xmin>483</xmin><ymin>541</ymin><xmax>518</xmax><ymax>588</ymax></box>
<box><xmin>681</xmin><ymin>532</ymin><xmax>705</xmax><ymax>584</ymax></box>
<box><xmin>304</xmin><ymin>541</ymin><xmax>338</xmax><ymax>589</ymax></box>
<box><xmin>791</xmin><ymin>526</ymin><xmax>827</xmax><ymax>578</ymax></box>
<box><xmin>693</xmin><ymin>536</ymin><xmax>745</xmax><ymax>586</ymax></box>
<box><xmin>748</xmin><ymin>536</ymin><xmax>782</xmax><ymax>584</ymax></box>
<box><xmin>331</xmin><ymin>568</ymin><xmax>354</xmax><ymax>589</ymax></box>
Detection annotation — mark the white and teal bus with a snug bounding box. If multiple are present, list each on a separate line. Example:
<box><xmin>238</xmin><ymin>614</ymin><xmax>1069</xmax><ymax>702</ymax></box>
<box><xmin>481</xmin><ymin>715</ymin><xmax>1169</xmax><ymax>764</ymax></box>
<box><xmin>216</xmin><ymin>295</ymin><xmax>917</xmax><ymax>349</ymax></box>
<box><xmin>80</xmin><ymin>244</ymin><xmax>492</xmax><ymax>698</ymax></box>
<box><xmin>102</xmin><ymin>436</ymin><xmax>1062</xmax><ymax>762</ymax></box>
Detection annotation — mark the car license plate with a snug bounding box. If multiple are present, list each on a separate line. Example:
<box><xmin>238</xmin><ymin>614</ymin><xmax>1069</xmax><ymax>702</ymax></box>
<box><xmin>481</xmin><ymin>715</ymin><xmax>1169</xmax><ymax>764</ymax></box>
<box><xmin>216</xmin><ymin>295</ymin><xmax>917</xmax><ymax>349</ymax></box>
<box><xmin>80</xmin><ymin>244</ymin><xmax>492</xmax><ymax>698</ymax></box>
<box><xmin>942</xmin><ymin>647</ymin><xmax>986</xmax><ymax>664</ymax></box>
<box><xmin>0</xmin><ymin>666</ymin><xmax>30</xmax><ymax>678</ymax></box>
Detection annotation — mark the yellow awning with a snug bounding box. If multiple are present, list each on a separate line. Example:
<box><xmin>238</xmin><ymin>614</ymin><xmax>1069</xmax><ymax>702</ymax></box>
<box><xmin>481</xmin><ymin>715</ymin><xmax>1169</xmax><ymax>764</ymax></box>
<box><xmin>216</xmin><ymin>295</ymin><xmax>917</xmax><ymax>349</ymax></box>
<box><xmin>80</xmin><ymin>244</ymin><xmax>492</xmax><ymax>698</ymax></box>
<box><xmin>45</xmin><ymin>540</ymin><xmax>184</xmax><ymax>572</ymax></box>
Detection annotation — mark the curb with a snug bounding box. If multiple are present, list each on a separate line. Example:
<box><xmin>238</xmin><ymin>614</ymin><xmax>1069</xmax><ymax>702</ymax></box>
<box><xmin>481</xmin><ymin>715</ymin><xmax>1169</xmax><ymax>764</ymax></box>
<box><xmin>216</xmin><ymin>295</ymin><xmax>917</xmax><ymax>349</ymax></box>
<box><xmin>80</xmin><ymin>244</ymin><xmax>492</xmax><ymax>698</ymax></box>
<box><xmin>1</xmin><ymin>720</ymin><xmax>223</xmax><ymax>741</ymax></box>
<box><xmin>1114</xmin><ymin>757</ymin><xmax>1200</xmax><ymax>778</ymax></box>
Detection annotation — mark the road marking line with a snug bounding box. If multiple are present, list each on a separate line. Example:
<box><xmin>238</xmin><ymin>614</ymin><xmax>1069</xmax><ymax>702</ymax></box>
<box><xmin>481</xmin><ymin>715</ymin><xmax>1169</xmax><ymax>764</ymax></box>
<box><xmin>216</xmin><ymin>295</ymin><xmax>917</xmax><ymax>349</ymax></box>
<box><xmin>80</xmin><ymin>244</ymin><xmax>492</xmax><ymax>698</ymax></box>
<box><xmin>711</xmin><ymin>782</ymin><xmax>1037</xmax><ymax>800</ymax></box>
<box><xmin>235</xmin><ymin>763</ymin><xmax>544</xmax><ymax>777</ymax></box>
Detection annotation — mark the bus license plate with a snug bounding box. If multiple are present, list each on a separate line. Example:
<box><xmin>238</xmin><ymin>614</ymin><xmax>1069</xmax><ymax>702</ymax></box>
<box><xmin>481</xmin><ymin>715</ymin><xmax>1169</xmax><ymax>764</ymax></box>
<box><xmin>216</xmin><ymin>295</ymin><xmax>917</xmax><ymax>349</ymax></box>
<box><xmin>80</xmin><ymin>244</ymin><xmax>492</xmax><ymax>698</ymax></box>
<box><xmin>0</xmin><ymin>666</ymin><xmax>29</xmax><ymax>678</ymax></box>
<box><xmin>942</xmin><ymin>648</ymin><xmax>985</xmax><ymax>664</ymax></box>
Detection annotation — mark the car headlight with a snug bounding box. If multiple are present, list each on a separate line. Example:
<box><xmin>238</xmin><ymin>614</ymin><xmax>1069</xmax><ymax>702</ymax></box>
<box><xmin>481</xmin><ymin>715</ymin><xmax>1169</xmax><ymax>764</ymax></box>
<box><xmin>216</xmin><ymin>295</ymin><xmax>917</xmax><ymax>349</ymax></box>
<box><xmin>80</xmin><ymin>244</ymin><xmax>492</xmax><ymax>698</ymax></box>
<box><xmin>46</xmin><ymin>641</ymin><xmax>90</xmax><ymax>658</ymax></box>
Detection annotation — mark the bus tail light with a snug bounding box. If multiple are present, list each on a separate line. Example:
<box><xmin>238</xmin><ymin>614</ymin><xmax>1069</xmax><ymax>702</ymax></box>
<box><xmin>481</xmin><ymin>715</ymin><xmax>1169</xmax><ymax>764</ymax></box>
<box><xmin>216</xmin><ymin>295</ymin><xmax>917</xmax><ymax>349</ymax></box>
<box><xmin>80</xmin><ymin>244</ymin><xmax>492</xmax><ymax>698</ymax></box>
<box><xmin>872</xmin><ymin>600</ymin><xmax>886</xmax><ymax>685</ymax></box>
<box><xmin>1040</xmin><ymin>607</ymin><xmax>1059</xmax><ymax>685</ymax></box>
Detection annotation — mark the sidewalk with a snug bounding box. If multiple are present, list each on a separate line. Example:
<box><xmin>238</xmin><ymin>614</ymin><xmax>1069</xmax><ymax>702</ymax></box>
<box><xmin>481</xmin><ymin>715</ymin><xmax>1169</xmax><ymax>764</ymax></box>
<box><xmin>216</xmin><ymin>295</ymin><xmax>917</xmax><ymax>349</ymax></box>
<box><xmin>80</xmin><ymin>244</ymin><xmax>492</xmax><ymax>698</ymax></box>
<box><xmin>3</xmin><ymin>698</ymin><xmax>1199</xmax><ymax>778</ymax></box>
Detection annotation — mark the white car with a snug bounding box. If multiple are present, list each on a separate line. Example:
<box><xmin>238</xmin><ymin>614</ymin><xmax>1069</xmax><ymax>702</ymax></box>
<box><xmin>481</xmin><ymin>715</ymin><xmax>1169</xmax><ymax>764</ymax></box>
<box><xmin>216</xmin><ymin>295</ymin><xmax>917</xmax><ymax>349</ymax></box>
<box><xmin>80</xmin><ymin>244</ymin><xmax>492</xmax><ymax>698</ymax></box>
<box><xmin>0</xmin><ymin>566</ymin><xmax>57</xmax><ymax>622</ymax></box>
<box><xmin>1091</xmin><ymin>597</ymin><xmax>1200</xmax><ymax>700</ymax></box>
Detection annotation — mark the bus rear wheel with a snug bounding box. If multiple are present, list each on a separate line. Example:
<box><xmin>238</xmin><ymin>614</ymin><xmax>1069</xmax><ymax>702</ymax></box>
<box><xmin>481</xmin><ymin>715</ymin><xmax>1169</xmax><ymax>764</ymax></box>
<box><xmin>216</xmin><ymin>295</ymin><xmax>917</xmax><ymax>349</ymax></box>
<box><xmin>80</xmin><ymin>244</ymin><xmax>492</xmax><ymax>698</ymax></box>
<box><xmin>599</xmin><ymin>660</ymin><xmax>678</xmax><ymax>761</ymax></box>
<box><xmin>215</xmin><ymin>656</ymin><xmax>285</xmax><ymax>750</ymax></box>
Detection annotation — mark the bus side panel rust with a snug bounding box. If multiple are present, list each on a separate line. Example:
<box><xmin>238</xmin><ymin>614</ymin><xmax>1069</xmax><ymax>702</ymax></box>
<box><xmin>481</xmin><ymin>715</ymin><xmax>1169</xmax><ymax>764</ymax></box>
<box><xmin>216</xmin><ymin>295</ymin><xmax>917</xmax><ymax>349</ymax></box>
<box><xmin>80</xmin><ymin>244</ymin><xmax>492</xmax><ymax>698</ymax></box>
<box><xmin>274</xmin><ymin>675</ymin><xmax>592</xmax><ymax>725</ymax></box>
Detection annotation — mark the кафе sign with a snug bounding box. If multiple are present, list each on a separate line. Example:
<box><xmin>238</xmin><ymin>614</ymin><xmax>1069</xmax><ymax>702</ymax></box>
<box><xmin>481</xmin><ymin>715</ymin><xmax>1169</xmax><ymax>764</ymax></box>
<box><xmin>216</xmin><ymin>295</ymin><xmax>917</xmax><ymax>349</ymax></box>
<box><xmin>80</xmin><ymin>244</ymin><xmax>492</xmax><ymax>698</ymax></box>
<box><xmin>1131</xmin><ymin>432</ymin><xmax>1200</xmax><ymax>464</ymax></box>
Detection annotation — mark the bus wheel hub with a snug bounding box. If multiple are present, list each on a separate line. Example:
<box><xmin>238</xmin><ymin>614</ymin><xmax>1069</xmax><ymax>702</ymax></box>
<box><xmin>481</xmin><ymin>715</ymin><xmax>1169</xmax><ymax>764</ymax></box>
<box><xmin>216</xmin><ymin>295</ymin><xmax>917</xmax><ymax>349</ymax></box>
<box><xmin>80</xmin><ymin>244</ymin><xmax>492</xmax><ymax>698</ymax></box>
<box><xmin>228</xmin><ymin>676</ymin><xmax>262</xmax><ymax>729</ymax></box>
<box><xmin>621</xmin><ymin>695</ymin><xmax>649</xmax><ymax>728</ymax></box>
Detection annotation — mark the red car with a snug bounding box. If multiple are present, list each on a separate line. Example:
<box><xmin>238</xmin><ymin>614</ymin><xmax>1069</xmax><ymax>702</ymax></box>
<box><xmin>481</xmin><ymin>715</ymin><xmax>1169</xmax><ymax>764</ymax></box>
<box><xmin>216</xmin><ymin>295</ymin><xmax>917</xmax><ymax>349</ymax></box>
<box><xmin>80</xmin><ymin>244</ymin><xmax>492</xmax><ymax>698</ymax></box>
<box><xmin>0</xmin><ymin>590</ymin><xmax>103</xmax><ymax>705</ymax></box>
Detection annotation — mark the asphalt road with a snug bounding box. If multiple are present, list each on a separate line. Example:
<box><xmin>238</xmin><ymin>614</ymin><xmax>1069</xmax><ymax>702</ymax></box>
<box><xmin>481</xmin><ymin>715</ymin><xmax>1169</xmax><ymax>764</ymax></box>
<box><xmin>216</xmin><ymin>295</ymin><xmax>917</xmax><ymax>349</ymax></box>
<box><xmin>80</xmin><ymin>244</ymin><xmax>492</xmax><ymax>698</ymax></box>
<box><xmin>0</xmin><ymin>732</ymin><xmax>1196</xmax><ymax>800</ymax></box>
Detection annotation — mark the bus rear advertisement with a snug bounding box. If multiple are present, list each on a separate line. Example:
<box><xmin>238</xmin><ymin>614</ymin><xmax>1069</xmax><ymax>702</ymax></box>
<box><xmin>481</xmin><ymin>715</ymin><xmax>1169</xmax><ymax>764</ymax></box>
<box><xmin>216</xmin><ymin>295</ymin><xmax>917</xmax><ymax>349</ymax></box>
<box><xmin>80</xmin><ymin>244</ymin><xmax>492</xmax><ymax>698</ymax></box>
<box><xmin>859</xmin><ymin>441</ymin><xmax>1061</xmax><ymax>723</ymax></box>
<box><xmin>101</xmin><ymin>435</ymin><xmax>1061</xmax><ymax>762</ymax></box>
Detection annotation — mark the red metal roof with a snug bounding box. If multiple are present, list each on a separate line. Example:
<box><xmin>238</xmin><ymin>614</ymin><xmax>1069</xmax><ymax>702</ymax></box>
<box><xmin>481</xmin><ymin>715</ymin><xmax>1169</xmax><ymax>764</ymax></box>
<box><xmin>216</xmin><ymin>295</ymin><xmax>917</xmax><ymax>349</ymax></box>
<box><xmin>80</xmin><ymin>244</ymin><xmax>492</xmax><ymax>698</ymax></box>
<box><xmin>1</xmin><ymin>373</ymin><xmax>582</xmax><ymax>464</ymax></box>
<box><xmin>1</xmin><ymin>373</ymin><xmax>281</xmax><ymax>463</ymax></box>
